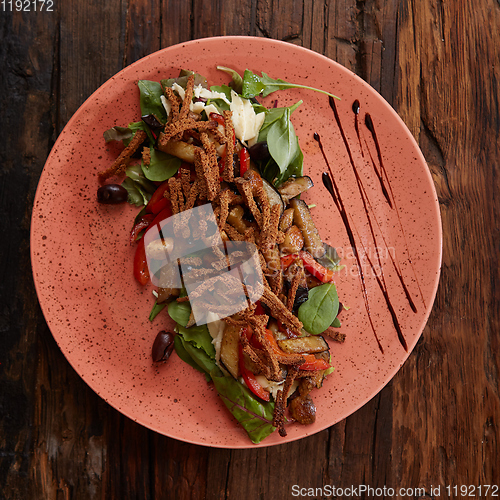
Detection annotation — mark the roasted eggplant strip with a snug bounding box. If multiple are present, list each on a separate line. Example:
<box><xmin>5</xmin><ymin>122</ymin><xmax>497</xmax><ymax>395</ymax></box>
<box><xmin>277</xmin><ymin>176</ymin><xmax>314</xmax><ymax>204</ymax></box>
<box><xmin>290</xmin><ymin>198</ymin><xmax>325</xmax><ymax>258</ymax></box>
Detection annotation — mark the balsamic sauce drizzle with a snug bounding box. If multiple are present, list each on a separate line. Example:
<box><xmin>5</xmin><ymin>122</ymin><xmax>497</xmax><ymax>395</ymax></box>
<box><xmin>363</xmin><ymin>112</ymin><xmax>426</xmax><ymax>309</ymax></box>
<box><xmin>318</xmin><ymin>149</ymin><xmax>384</xmax><ymax>354</ymax></box>
<box><xmin>352</xmin><ymin>100</ymin><xmax>364</xmax><ymax>158</ymax></box>
<box><xmin>364</xmin><ymin>113</ymin><xmax>393</xmax><ymax>208</ymax></box>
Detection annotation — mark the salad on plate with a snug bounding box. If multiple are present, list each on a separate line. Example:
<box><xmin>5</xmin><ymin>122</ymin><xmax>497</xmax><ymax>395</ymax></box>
<box><xmin>96</xmin><ymin>67</ymin><xmax>346</xmax><ymax>444</ymax></box>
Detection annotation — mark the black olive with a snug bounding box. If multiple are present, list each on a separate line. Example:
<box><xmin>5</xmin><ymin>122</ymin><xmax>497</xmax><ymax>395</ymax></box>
<box><xmin>248</xmin><ymin>141</ymin><xmax>270</xmax><ymax>161</ymax></box>
<box><xmin>97</xmin><ymin>184</ymin><xmax>128</xmax><ymax>204</ymax></box>
<box><xmin>152</xmin><ymin>331</ymin><xmax>175</xmax><ymax>362</ymax></box>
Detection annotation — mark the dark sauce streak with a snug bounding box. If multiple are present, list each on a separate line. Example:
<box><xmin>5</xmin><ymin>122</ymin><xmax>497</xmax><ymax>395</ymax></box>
<box><xmin>327</xmin><ymin>97</ymin><xmax>409</xmax><ymax>351</ymax></box>
<box><xmin>364</xmin><ymin>113</ymin><xmax>393</xmax><ymax>208</ymax></box>
<box><xmin>364</xmin><ymin>112</ymin><xmax>426</xmax><ymax>309</ymax></box>
<box><xmin>351</xmin><ymin>105</ymin><xmax>418</xmax><ymax>314</ymax></box>
<box><xmin>315</xmin><ymin>134</ymin><xmax>384</xmax><ymax>354</ymax></box>
<box><xmin>352</xmin><ymin>100</ymin><xmax>364</xmax><ymax>158</ymax></box>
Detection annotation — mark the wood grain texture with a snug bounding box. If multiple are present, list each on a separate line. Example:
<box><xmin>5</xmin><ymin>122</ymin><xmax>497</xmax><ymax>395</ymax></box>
<box><xmin>0</xmin><ymin>0</ymin><xmax>498</xmax><ymax>498</ymax></box>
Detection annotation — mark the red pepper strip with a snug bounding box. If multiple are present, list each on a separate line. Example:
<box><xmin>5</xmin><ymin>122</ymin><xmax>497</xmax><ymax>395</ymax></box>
<box><xmin>298</xmin><ymin>355</ymin><xmax>330</xmax><ymax>371</ymax></box>
<box><xmin>129</xmin><ymin>213</ymin><xmax>155</xmax><ymax>244</ymax></box>
<box><xmin>280</xmin><ymin>253</ymin><xmax>299</xmax><ymax>270</ymax></box>
<box><xmin>239</xmin><ymin>147</ymin><xmax>250</xmax><ymax>177</ymax></box>
<box><xmin>299</xmin><ymin>251</ymin><xmax>336</xmax><ymax>283</ymax></box>
<box><xmin>145</xmin><ymin>180</ymin><xmax>170</xmax><ymax>214</ymax></box>
<box><xmin>149</xmin><ymin>196</ymin><xmax>169</xmax><ymax>215</ymax></box>
<box><xmin>133</xmin><ymin>238</ymin><xmax>150</xmax><ymax>285</ymax></box>
<box><xmin>239</xmin><ymin>343</ymin><xmax>270</xmax><ymax>402</ymax></box>
<box><xmin>145</xmin><ymin>205</ymin><xmax>173</xmax><ymax>235</ymax></box>
<box><xmin>209</xmin><ymin>112</ymin><xmax>225</xmax><ymax>127</ymax></box>
<box><xmin>263</xmin><ymin>330</ymin><xmax>331</xmax><ymax>371</ymax></box>
<box><xmin>254</xmin><ymin>301</ymin><xmax>266</xmax><ymax>315</ymax></box>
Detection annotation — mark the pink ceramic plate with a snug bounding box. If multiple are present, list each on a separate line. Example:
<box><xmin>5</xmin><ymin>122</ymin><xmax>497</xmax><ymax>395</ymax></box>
<box><xmin>31</xmin><ymin>37</ymin><xmax>442</xmax><ymax>448</ymax></box>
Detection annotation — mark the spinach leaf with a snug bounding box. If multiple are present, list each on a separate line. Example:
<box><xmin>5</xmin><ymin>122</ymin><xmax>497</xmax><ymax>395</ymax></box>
<box><xmin>168</xmin><ymin>300</ymin><xmax>191</xmax><ymax>328</ymax></box>
<box><xmin>216</xmin><ymin>66</ymin><xmax>244</xmax><ymax>94</ymax></box>
<box><xmin>331</xmin><ymin>317</ymin><xmax>341</xmax><ymax>328</ymax></box>
<box><xmin>210</xmin><ymin>368</ymin><xmax>276</xmax><ymax>444</ymax></box>
<box><xmin>173</xmin><ymin>335</ymin><xmax>208</xmax><ymax>375</ymax></box>
<box><xmin>141</xmin><ymin>148</ymin><xmax>181</xmax><ymax>182</ymax></box>
<box><xmin>266</xmin><ymin>107</ymin><xmax>300</xmax><ymax>173</ymax></box>
<box><xmin>149</xmin><ymin>300</ymin><xmax>167</xmax><ymax>322</ymax></box>
<box><xmin>258</xmin><ymin>101</ymin><xmax>302</xmax><ymax>142</ymax></box>
<box><xmin>273</xmin><ymin>137</ymin><xmax>303</xmax><ymax>186</ymax></box>
<box><xmin>298</xmin><ymin>283</ymin><xmax>340</xmax><ymax>335</ymax></box>
<box><xmin>241</xmin><ymin>69</ymin><xmax>340</xmax><ymax>100</ymax></box>
<box><xmin>138</xmin><ymin>80</ymin><xmax>167</xmax><ymax>123</ymax></box>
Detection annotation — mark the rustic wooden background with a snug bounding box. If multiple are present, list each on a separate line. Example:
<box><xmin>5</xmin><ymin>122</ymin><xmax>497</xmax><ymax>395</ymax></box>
<box><xmin>1</xmin><ymin>0</ymin><xmax>499</xmax><ymax>498</ymax></box>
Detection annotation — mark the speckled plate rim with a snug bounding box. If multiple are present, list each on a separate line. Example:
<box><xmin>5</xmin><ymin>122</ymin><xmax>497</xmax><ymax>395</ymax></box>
<box><xmin>31</xmin><ymin>36</ymin><xmax>442</xmax><ymax>448</ymax></box>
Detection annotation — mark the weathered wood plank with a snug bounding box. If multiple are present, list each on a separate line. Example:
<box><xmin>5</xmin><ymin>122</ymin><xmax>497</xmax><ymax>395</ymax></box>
<box><xmin>0</xmin><ymin>8</ymin><xmax>59</xmax><ymax>499</ymax></box>
<box><xmin>393</xmin><ymin>0</ymin><xmax>500</xmax><ymax>493</ymax></box>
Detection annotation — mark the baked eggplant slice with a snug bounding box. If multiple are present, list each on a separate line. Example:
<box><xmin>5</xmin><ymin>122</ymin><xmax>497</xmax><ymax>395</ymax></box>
<box><xmin>277</xmin><ymin>176</ymin><xmax>314</xmax><ymax>203</ymax></box>
<box><xmin>277</xmin><ymin>335</ymin><xmax>329</xmax><ymax>354</ymax></box>
<box><xmin>290</xmin><ymin>198</ymin><xmax>325</xmax><ymax>258</ymax></box>
<box><xmin>262</xmin><ymin>178</ymin><xmax>285</xmax><ymax>215</ymax></box>
<box><xmin>219</xmin><ymin>323</ymin><xmax>242</xmax><ymax>379</ymax></box>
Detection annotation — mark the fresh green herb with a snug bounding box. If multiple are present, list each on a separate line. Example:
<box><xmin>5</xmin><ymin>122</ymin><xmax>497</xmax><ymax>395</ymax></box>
<box><xmin>161</xmin><ymin>70</ymin><xmax>208</xmax><ymax>92</ymax></box>
<box><xmin>167</xmin><ymin>300</ymin><xmax>191</xmax><ymax>328</ymax></box>
<box><xmin>177</xmin><ymin>324</ymin><xmax>216</xmax><ymax>359</ymax></box>
<box><xmin>331</xmin><ymin>317</ymin><xmax>341</xmax><ymax>328</ymax></box>
<box><xmin>210</xmin><ymin>368</ymin><xmax>276</xmax><ymax>444</ymax></box>
<box><xmin>240</xmin><ymin>69</ymin><xmax>340</xmax><ymax>100</ymax></box>
<box><xmin>216</xmin><ymin>66</ymin><xmax>244</xmax><ymax>94</ymax></box>
<box><xmin>103</xmin><ymin>125</ymin><xmax>133</xmax><ymax>143</ymax></box>
<box><xmin>258</xmin><ymin>101</ymin><xmax>302</xmax><ymax>141</ymax></box>
<box><xmin>173</xmin><ymin>335</ymin><xmax>206</xmax><ymax>375</ymax></box>
<box><xmin>266</xmin><ymin>107</ymin><xmax>299</xmax><ymax>172</ymax></box>
<box><xmin>298</xmin><ymin>283</ymin><xmax>340</xmax><ymax>335</ymax></box>
<box><xmin>138</xmin><ymin>80</ymin><xmax>168</xmax><ymax>124</ymax></box>
<box><xmin>141</xmin><ymin>147</ymin><xmax>181</xmax><ymax>182</ymax></box>
<box><xmin>149</xmin><ymin>300</ymin><xmax>167</xmax><ymax>322</ymax></box>
<box><xmin>121</xmin><ymin>165</ymin><xmax>156</xmax><ymax>206</ymax></box>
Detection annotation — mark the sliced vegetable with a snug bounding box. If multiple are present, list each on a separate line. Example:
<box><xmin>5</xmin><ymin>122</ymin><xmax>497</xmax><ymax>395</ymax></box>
<box><xmin>299</xmin><ymin>250</ymin><xmax>336</xmax><ymax>283</ymax></box>
<box><xmin>239</xmin><ymin>147</ymin><xmax>250</xmax><ymax>176</ymax></box>
<box><xmin>239</xmin><ymin>343</ymin><xmax>270</xmax><ymax>401</ymax></box>
<box><xmin>290</xmin><ymin>198</ymin><xmax>325</xmax><ymax>258</ymax></box>
<box><xmin>133</xmin><ymin>238</ymin><xmax>150</xmax><ymax>285</ymax></box>
<box><xmin>129</xmin><ymin>213</ymin><xmax>155</xmax><ymax>243</ymax></box>
<box><xmin>277</xmin><ymin>335</ymin><xmax>329</xmax><ymax>354</ymax></box>
<box><xmin>277</xmin><ymin>176</ymin><xmax>314</xmax><ymax>203</ymax></box>
<box><xmin>220</xmin><ymin>324</ymin><xmax>242</xmax><ymax>379</ymax></box>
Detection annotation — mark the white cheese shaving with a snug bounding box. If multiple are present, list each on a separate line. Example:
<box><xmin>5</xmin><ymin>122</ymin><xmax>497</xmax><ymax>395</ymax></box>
<box><xmin>230</xmin><ymin>90</ymin><xmax>265</xmax><ymax>143</ymax></box>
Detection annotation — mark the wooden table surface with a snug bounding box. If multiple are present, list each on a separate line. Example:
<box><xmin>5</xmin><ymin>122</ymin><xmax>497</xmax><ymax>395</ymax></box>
<box><xmin>1</xmin><ymin>1</ymin><xmax>499</xmax><ymax>499</ymax></box>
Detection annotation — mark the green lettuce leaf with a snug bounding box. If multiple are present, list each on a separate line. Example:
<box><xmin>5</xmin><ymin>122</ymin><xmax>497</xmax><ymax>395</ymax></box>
<box><xmin>210</xmin><ymin>368</ymin><xmax>276</xmax><ymax>444</ymax></box>
<box><xmin>138</xmin><ymin>80</ymin><xmax>168</xmax><ymax>123</ymax></box>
